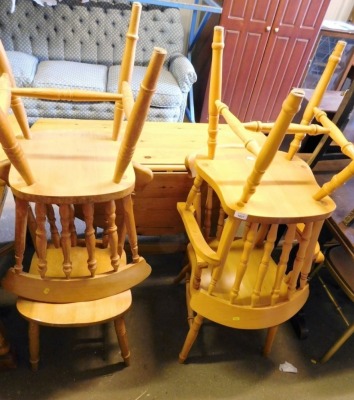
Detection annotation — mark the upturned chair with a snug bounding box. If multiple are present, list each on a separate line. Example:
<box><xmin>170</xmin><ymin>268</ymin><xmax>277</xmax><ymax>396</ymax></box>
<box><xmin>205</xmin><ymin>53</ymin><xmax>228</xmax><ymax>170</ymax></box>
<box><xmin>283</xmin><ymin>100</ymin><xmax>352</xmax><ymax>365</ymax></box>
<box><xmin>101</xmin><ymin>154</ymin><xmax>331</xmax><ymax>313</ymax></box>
<box><xmin>0</xmin><ymin>1</ymin><xmax>142</xmax><ymax>248</ymax></box>
<box><xmin>178</xmin><ymin>88</ymin><xmax>333</xmax><ymax>363</ymax></box>
<box><xmin>177</xmin><ymin>27</ymin><xmax>354</xmax><ymax>364</ymax></box>
<box><xmin>0</xmin><ymin>45</ymin><xmax>166</xmax><ymax>371</ymax></box>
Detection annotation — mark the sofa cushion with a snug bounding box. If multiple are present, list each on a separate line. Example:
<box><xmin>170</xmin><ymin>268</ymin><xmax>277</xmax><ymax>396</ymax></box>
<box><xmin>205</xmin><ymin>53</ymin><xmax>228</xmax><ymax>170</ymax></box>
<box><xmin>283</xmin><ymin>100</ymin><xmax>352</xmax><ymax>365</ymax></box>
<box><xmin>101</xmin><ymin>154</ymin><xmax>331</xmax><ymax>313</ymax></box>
<box><xmin>107</xmin><ymin>65</ymin><xmax>183</xmax><ymax>108</ymax></box>
<box><xmin>33</xmin><ymin>60</ymin><xmax>108</xmax><ymax>92</ymax></box>
<box><xmin>6</xmin><ymin>51</ymin><xmax>38</xmax><ymax>87</ymax></box>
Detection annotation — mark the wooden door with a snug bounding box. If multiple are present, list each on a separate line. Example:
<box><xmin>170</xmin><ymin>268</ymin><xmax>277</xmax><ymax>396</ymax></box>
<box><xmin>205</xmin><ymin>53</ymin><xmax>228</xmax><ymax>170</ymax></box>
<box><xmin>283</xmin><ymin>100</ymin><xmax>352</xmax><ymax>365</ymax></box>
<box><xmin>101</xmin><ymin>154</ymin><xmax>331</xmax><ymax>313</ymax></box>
<box><xmin>245</xmin><ymin>0</ymin><xmax>331</xmax><ymax>122</ymax></box>
<box><xmin>200</xmin><ymin>0</ymin><xmax>330</xmax><ymax>122</ymax></box>
<box><xmin>218</xmin><ymin>0</ymin><xmax>279</xmax><ymax>121</ymax></box>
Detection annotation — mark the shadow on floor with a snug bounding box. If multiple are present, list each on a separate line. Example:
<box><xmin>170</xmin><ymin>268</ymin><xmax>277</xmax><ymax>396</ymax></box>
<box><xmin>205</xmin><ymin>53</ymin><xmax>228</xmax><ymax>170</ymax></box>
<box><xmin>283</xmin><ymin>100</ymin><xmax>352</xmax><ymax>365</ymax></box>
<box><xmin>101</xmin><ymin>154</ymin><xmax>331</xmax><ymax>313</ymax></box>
<box><xmin>1</xmin><ymin>249</ymin><xmax>354</xmax><ymax>400</ymax></box>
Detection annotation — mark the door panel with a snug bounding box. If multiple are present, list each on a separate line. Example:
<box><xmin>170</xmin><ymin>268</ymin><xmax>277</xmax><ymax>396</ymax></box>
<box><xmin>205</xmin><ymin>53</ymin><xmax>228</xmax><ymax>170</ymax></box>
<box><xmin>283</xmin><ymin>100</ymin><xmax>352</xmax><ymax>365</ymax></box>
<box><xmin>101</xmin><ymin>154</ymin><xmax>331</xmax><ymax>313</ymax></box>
<box><xmin>245</xmin><ymin>0</ymin><xmax>330</xmax><ymax>121</ymax></box>
<box><xmin>219</xmin><ymin>0</ymin><xmax>279</xmax><ymax>121</ymax></box>
<box><xmin>200</xmin><ymin>0</ymin><xmax>330</xmax><ymax>123</ymax></box>
<box><xmin>245</xmin><ymin>36</ymin><xmax>310</xmax><ymax>121</ymax></box>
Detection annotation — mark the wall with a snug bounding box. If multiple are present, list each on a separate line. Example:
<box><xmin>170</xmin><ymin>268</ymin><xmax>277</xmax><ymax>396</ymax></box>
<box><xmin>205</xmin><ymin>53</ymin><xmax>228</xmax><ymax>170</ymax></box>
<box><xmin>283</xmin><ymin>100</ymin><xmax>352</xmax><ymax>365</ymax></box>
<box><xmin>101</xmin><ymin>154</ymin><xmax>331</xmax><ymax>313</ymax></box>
<box><xmin>170</xmin><ymin>0</ymin><xmax>194</xmax><ymax>52</ymax></box>
<box><xmin>324</xmin><ymin>0</ymin><xmax>353</xmax><ymax>21</ymax></box>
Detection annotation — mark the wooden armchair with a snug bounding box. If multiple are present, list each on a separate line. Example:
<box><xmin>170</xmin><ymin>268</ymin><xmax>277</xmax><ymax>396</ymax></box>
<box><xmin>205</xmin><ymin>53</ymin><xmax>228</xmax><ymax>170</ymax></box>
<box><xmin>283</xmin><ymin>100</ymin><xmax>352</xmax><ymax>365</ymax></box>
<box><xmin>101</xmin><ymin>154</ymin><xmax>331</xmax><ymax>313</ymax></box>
<box><xmin>174</xmin><ymin>22</ymin><xmax>354</xmax><ymax>363</ymax></box>
<box><xmin>0</xmin><ymin>46</ymin><xmax>166</xmax><ymax>371</ymax></box>
<box><xmin>177</xmin><ymin>85</ymin><xmax>348</xmax><ymax>362</ymax></box>
<box><xmin>176</xmin><ymin>25</ymin><xmax>354</xmax><ymax>363</ymax></box>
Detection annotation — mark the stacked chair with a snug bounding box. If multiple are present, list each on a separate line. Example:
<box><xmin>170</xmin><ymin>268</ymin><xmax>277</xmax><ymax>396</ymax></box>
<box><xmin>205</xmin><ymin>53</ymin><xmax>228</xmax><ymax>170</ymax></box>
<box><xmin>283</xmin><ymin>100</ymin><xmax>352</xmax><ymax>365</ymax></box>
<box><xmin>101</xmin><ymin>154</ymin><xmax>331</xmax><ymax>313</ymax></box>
<box><xmin>0</xmin><ymin>2</ymin><xmax>167</xmax><ymax>371</ymax></box>
<box><xmin>177</xmin><ymin>26</ymin><xmax>354</xmax><ymax>363</ymax></box>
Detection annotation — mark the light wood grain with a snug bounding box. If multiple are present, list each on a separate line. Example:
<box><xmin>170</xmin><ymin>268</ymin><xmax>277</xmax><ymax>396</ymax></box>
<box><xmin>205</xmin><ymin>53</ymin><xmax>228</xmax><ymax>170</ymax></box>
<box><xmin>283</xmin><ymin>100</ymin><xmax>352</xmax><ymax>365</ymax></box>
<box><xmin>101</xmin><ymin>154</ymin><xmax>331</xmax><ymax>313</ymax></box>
<box><xmin>0</xmin><ymin>3</ymin><xmax>161</xmax><ymax>371</ymax></box>
<box><xmin>178</xmin><ymin>30</ymin><xmax>341</xmax><ymax>364</ymax></box>
<box><xmin>17</xmin><ymin>291</ymin><xmax>132</xmax><ymax>327</ymax></box>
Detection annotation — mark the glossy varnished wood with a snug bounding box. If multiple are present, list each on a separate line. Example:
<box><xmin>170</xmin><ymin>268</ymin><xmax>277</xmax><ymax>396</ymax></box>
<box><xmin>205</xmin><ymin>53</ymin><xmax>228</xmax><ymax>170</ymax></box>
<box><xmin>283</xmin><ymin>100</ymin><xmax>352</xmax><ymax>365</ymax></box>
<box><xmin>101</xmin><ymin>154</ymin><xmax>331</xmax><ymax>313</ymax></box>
<box><xmin>0</xmin><ymin>32</ymin><xmax>167</xmax><ymax>368</ymax></box>
<box><xmin>177</xmin><ymin>29</ymin><xmax>343</xmax><ymax>362</ymax></box>
<box><xmin>28</xmin><ymin>119</ymin><xmax>250</xmax><ymax>171</ymax></box>
<box><xmin>191</xmin><ymin>148</ymin><xmax>335</xmax><ymax>222</ymax></box>
<box><xmin>24</xmin><ymin>118</ymin><xmax>259</xmax><ymax>236</ymax></box>
<box><xmin>9</xmin><ymin>129</ymin><xmax>135</xmax><ymax>203</ymax></box>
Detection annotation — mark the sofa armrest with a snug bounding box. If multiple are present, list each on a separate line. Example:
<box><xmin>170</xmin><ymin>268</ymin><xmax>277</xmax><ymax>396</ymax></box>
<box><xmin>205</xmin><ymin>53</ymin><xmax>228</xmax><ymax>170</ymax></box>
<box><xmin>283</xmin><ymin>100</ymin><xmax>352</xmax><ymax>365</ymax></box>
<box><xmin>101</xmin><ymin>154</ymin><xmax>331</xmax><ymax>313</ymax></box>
<box><xmin>169</xmin><ymin>53</ymin><xmax>197</xmax><ymax>93</ymax></box>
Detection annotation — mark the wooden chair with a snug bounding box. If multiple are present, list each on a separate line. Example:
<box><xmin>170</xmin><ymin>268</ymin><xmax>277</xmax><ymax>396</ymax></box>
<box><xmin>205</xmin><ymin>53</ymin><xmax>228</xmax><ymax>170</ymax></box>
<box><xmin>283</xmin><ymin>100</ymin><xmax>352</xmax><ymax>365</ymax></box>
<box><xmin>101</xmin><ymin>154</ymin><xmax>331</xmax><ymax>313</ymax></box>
<box><xmin>311</xmin><ymin>245</ymin><xmax>354</xmax><ymax>363</ymax></box>
<box><xmin>0</xmin><ymin>46</ymin><xmax>166</xmax><ymax>371</ymax></box>
<box><xmin>177</xmin><ymin>86</ymin><xmax>350</xmax><ymax>362</ymax></box>
<box><xmin>176</xmin><ymin>25</ymin><xmax>354</xmax><ymax>363</ymax></box>
<box><xmin>0</xmin><ymin>0</ymin><xmax>142</xmax><ymax>248</ymax></box>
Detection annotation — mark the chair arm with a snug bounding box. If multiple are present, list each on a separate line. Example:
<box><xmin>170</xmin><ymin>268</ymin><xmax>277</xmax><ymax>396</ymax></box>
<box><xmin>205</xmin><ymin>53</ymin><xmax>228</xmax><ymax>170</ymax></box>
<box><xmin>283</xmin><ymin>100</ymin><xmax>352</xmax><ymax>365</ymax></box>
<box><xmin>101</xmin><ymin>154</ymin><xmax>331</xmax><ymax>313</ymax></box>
<box><xmin>169</xmin><ymin>53</ymin><xmax>197</xmax><ymax>93</ymax></box>
<box><xmin>132</xmin><ymin>161</ymin><xmax>153</xmax><ymax>191</ymax></box>
<box><xmin>177</xmin><ymin>202</ymin><xmax>219</xmax><ymax>265</ymax></box>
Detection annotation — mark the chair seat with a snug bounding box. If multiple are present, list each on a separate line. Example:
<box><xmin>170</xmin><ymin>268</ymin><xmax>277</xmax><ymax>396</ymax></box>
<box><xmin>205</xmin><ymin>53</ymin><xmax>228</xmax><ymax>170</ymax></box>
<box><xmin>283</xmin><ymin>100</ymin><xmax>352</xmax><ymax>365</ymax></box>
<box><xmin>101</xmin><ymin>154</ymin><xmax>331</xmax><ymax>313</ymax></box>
<box><xmin>10</xmin><ymin>130</ymin><xmax>135</xmax><ymax>203</ymax></box>
<box><xmin>194</xmin><ymin>148</ymin><xmax>336</xmax><ymax>221</ymax></box>
<box><xmin>17</xmin><ymin>290</ymin><xmax>132</xmax><ymax>327</ymax></box>
<box><xmin>30</xmin><ymin>243</ymin><xmax>128</xmax><ymax>278</ymax></box>
<box><xmin>2</xmin><ymin>245</ymin><xmax>151</xmax><ymax>303</ymax></box>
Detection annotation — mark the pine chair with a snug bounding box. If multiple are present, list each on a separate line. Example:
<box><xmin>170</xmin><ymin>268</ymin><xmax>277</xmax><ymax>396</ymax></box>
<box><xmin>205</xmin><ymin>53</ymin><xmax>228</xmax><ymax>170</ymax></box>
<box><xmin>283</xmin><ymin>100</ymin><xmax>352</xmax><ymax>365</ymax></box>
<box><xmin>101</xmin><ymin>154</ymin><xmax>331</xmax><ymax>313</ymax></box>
<box><xmin>0</xmin><ymin>46</ymin><xmax>166</xmax><ymax>371</ymax></box>
<box><xmin>0</xmin><ymin>0</ymin><xmax>145</xmax><ymax>252</ymax></box>
<box><xmin>176</xmin><ymin>26</ymin><xmax>354</xmax><ymax>364</ymax></box>
<box><xmin>177</xmin><ymin>86</ymin><xmax>349</xmax><ymax>363</ymax></box>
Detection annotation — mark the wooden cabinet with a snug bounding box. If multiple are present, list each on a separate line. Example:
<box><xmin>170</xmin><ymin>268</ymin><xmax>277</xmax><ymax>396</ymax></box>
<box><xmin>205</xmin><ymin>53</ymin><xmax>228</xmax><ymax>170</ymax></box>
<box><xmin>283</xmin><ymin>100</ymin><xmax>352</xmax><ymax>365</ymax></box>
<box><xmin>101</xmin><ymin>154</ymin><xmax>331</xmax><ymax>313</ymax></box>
<box><xmin>198</xmin><ymin>0</ymin><xmax>330</xmax><ymax>122</ymax></box>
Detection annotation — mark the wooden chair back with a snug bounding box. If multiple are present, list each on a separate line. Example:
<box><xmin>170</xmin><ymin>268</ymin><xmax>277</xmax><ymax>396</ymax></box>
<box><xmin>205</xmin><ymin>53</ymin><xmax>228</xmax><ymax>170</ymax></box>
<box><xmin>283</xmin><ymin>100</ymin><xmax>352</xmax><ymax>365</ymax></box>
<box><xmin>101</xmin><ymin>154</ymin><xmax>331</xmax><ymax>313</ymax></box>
<box><xmin>0</xmin><ymin>47</ymin><xmax>166</xmax><ymax>303</ymax></box>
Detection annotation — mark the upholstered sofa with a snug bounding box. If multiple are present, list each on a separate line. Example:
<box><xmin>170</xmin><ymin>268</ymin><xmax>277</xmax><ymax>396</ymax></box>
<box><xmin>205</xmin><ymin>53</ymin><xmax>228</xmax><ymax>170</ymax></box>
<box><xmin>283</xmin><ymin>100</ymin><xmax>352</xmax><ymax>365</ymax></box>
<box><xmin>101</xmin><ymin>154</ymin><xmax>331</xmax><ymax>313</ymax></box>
<box><xmin>0</xmin><ymin>0</ymin><xmax>197</xmax><ymax>123</ymax></box>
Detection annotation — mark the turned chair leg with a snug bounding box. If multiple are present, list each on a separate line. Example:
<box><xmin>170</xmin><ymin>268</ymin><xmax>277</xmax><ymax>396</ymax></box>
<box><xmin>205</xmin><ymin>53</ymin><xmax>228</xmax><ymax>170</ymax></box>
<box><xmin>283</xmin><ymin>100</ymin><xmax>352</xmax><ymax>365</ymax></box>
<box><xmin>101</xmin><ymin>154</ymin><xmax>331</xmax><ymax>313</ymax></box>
<box><xmin>263</xmin><ymin>325</ymin><xmax>279</xmax><ymax>356</ymax></box>
<box><xmin>28</xmin><ymin>321</ymin><xmax>40</xmax><ymax>371</ymax></box>
<box><xmin>114</xmin><ymin>316</ymin><xmax>130</xmax><ymax>366</ymax></box>
<box><xmin>320</xmin><ymin>323</ymin><xmax>354</xmax><ymax>363</ymax></box>
<box><xmin>179</xmin><ymin>313</ymin><xmax>204</xmax><ymax>363</ymax></box>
